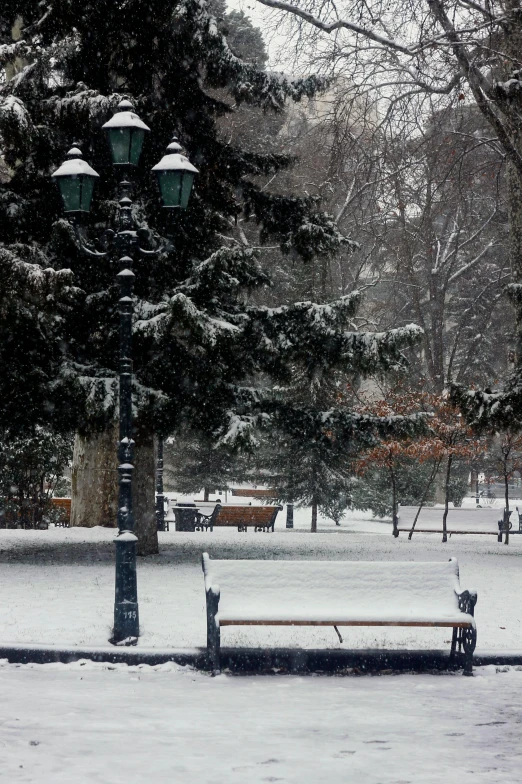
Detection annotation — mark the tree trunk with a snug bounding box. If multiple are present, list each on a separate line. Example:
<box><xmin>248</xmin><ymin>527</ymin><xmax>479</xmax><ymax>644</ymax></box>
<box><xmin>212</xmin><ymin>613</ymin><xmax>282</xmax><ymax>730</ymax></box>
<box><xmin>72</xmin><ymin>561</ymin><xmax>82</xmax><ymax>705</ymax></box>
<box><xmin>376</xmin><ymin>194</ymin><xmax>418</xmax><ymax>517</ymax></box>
<box><xmin>5</xmin><ymin>17</ymin><xmax>26</xmax><ymax>82</ymax></box>
<box><xmin>508</xmin><ymin>157</ymin><xmax>522</xmax><ymax>360</ymax></box>
<box><xmin>505</xmin><ymin>22</ymin><xmax>522</xmax><ymax>360</ymax></box>
<box><xmin>504</xmin><ymin>466</ymin><xmax>510</xmax><ymax>546</ymax></box>
<box><xmin>470</xmin><ymin>468</ymin><xmax>479</xmax><ymax>505</ymax></box>
<box><xmin>408</xmin><ymin>460</ymin><xmax>440</xmax><ymax>540</ymax></box>
<box><xmin>391</xmin><ymin>467</ymin><xmax>399</xmax><ymax>537</ymax></box>
<box><xmin>442</xmin><ymin>455</ymin><xmax>453</xmax><ymax>543</ymax></box>
<box><xmin>432</xmin><ymin>472</ymin><xmax>446</xmax><ymax>505</ymax></box>
<box><xmin>311</xmin><ymin>500</ymin><xmax>317</xmax><ymax>532</ymax></box>
<box><xmin>133</xmin><ymin>425</ymin><xmax>158</xmax><ymax>556</ymax></box>
<box><xmin>71</xmin><ymin>424</ymin><xmax>159</xmax><ymax>555</ymax></box>
<box><xmin>71</xmin><ymin>428</ymin><xmax>118</xmax><ymax>527</ymax></box>
<box><xmin>204</xmin><ymin>487</ymin><xmax>210</xmax><ymax>502</ymax></box>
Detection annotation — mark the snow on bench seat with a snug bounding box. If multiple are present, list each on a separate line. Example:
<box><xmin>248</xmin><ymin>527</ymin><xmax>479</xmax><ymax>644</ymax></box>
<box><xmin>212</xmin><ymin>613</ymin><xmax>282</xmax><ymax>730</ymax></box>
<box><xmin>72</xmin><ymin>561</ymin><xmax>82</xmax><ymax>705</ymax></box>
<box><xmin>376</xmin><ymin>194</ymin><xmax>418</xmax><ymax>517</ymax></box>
<box><xmin>201</xmin><ymin>555</ymin><xmax>478</xmax><ymax>674</ymax></box>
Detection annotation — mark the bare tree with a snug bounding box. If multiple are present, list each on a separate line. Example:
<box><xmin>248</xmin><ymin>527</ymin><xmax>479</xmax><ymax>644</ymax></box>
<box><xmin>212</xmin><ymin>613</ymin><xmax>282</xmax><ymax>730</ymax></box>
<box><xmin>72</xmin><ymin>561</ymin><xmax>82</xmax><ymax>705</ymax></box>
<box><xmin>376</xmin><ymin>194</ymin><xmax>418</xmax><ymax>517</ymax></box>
<box><xmin>378</xmin><ymin>105</ymin><xmax>509</xmax><ymax>390</ymax></box>
<box><xmin>250</xmin><ymin>75</ymin><xmax>511</xmax><ymax>388</ymax></box>
<box><xmin>255</xmin><ymin>0</ymin><xmax>522</xmax><ymax>343</ymax></box>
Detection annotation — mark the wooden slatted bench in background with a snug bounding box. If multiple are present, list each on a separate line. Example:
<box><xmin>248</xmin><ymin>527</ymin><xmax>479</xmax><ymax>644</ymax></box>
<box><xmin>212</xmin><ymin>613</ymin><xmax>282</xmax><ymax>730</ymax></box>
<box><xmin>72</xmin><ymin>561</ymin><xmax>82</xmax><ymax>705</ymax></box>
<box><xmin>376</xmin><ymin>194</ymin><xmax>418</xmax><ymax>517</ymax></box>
<box><xmin>397</xmin><ymin>529</ymin><xmax>499</xmax><ymax>536</ymax></box>
<box><xmin>50</xmin><ymin>497</ymin><xmax>71</xmax><ymax>527</ymax></box>
<box><xmin>197</xmin><ymin>504</ymin><xmax>282</xmax><ymax>532</ymax></box>
<box><xmin>231</xmin><ymin>488</ymin><xmax>277</xmax><ymax>499</ymax></box>
<box><xmin>201</xmin><ymin>554</ymin><xmax>478</xmax><ymax>675</ymax></box>
<box><xmin>397</xmin><ymin>505</ymin><xmax>522</xmax><ymax>542</ymax></box>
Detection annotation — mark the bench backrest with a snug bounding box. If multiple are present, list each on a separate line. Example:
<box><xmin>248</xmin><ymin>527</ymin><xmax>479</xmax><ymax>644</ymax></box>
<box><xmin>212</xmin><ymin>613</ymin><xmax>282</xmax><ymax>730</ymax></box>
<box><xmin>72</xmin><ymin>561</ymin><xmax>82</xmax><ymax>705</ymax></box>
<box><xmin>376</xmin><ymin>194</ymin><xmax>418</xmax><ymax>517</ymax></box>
<box><xmin>212</xmin><ymin>505</ymin><xmax>280</xmax><ymax>526</ymax></box>
<box><xmin>202</xmin><ymin>555</ymin><xmax>463</xmax><ymax>617</ymax></box>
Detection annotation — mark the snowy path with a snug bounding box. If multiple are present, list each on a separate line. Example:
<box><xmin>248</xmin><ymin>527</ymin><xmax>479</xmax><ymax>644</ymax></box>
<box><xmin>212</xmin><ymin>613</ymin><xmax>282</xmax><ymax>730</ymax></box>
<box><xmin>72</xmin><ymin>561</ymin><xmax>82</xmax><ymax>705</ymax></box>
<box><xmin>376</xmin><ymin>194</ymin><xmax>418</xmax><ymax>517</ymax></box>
<box><xmin>1</xmin><ymin>512</ymin><xmax>522</xmax><ymax>650</ymax></box>
<box><xmin>1</xmin><ymin>659</ymin><xmax>521</xmax><ymax>784</ymax></box>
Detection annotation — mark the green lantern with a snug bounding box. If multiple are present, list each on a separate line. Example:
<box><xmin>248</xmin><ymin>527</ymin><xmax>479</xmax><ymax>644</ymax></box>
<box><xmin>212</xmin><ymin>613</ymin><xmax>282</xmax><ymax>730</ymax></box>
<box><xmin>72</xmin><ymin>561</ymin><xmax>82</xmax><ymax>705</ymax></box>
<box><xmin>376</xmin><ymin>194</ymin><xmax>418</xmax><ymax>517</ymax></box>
<box><xmin>51</xmin><ymin>147</ymin><xmax>100</xmax><ymax>213</ymax></box>
<box><xmin>151</xmin><ymin>138</ymin><xmax>198</xmax><ymax>208</ymax></box>
<box><xmin>102</xmin><ymin>99</ymin><xmax>150</xmax><ymax>166</ymax></box>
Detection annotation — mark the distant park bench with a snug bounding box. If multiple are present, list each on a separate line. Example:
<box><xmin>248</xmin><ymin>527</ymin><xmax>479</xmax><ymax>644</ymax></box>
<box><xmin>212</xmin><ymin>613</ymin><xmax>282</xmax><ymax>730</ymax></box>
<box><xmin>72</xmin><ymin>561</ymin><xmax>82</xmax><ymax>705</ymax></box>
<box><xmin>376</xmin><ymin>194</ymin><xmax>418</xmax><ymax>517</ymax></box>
<box><xmin>231</xmin><ymin>488</ymin><xmax>277</xmax><ymax>499</ymax></box>
<box><xmin>398</xmin><ymin>510</ymin><xmax>522</xmax><ymax>542</ymax></box>
<box><xmin>50</xmin><ymin>498</ymin><xmax>71</xmax><ymax>527</ymax></box>
<box><xmin>201</xmin><ymin>555</ymin><xmax>478</xmax><ymax>675</ymax></box>
<box><xmin>397</xmin><ymin>529</ymin><xmax>499</xmax><ymax>537</ymax></box>
<box><xmin>197</xmin><ymin>504</ymin><xmax>282</xmax><ymax>532</ymax></box>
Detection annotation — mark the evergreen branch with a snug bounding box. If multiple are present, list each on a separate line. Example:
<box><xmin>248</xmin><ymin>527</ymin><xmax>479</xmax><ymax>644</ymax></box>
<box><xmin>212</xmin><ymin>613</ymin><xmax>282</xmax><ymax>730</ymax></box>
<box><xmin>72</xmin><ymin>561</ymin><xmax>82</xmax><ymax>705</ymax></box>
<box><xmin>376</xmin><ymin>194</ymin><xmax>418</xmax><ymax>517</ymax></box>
<box><xmin>43</xmin><ymin>88</ymin><xmax>123</xmax><ymax>126</ymax></box>
<box><xmin>194</xmin><ymin>0</ymin><xmax>330</xmax><ymax>109</ymax></box>
<box><xmin>0</xmin><ymin>246</ymin><xmax>76</xmax><ymax>305</ymax></box>
<box><xmin>0</xmin><ymin>41</ymin><xmax>32</xmax><ymax>66</ymax></box>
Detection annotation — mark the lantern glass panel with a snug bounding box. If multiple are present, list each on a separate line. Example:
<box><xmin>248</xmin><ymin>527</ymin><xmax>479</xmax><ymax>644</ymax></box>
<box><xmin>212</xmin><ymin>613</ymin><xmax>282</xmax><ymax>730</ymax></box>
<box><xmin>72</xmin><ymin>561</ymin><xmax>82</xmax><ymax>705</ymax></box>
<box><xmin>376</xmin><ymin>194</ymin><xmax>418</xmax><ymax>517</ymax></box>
<box><xmin>58</xmin><ymin>175</ymin><xmax>82</xmax><ymax>212</ymax></box>
<box><xmin>80</xmin><ymin>176</ymin><xmax>95</xmax><ymax>212</ymax></box>
<box><xmin>158</xmin><ymin>170</ymin><xmax>183</xmax><ymax>207</ymax></box>
<box><xmin>129</xmin><ymin>128</ymin><xmax>146</xmax><ymax>166</ymax></box>
<box><xmin>180</xmin><ymin>172</ymin><xmax>195</xmax><ymax>208</ymax></box>
<box><xmin>108</xmin><ymin>127</ymin><xmax>132</xmax><ymax>165</ymax></box>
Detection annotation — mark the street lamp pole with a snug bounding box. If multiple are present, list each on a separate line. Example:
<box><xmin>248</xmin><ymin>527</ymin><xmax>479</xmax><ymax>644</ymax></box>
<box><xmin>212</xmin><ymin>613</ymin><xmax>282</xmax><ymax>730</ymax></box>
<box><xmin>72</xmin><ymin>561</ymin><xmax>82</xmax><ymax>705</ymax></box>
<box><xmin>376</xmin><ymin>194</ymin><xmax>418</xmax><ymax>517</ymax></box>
<box><xmin>51</xmin><ymin>99</ymin><xmax>198</xmax><ymax>645</ymax></box>
<box><xmin>156</xmin><ymin>437</ymin><xmax>166</xmax><ymax>532</ymax></box>
<box><xmin>113</xmin><ymin>256</ymin><xmax>139</xmax><ymax>641</ymax></box>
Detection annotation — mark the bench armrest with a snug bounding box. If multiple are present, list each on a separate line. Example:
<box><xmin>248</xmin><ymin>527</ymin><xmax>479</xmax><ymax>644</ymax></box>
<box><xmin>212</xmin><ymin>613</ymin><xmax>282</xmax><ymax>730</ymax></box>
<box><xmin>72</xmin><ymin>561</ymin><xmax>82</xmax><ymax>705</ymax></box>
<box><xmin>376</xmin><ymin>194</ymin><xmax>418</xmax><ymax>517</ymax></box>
<box><xmin>457</xmin><ymin>589</ymin><xmax>478</xmax><ymax>616</ymax></box>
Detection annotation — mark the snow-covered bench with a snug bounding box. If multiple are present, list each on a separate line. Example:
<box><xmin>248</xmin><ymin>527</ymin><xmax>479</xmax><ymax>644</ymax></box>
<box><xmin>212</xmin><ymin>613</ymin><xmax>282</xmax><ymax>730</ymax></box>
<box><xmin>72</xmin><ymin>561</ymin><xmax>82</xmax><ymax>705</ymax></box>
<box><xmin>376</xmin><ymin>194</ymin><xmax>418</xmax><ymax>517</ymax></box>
<box><xmin>201</xmin><ymin>555</ymin><xmax>477</xmax><ymax>675</ymax></box>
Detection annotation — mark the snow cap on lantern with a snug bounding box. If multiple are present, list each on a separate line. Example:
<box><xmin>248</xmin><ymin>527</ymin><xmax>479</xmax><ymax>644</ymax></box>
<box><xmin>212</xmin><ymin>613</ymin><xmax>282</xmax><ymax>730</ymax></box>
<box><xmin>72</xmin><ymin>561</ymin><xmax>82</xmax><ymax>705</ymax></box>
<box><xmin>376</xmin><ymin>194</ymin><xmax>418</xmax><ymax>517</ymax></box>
<box><xmin>151</xmin><ymin>137</ymin><xmax>198</xmax><ymax>208</ymax></box>
<box><xmin>51</xmin><ymin>146</ymin><xmax>100</xmax><ymax>213</ymax></box>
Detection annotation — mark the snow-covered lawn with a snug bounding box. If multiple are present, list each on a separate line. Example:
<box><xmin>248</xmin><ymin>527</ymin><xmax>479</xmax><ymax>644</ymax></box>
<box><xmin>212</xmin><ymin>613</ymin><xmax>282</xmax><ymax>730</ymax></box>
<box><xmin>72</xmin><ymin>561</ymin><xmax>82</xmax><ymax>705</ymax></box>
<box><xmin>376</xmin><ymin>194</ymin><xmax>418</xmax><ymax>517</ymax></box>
<box><xmin>2</xmin><ymin>507</ymin><xmax>522</xmax><ymax>783</ymax></box>
<box><xmin>1</xmin><ymin>658</ymin><xmax>522</xmax><ymax>783</ymax></box>
<box><xmin>1</xmin><ymin>506</ymin><xmax>522</xmax><ymax>651</ymax></box>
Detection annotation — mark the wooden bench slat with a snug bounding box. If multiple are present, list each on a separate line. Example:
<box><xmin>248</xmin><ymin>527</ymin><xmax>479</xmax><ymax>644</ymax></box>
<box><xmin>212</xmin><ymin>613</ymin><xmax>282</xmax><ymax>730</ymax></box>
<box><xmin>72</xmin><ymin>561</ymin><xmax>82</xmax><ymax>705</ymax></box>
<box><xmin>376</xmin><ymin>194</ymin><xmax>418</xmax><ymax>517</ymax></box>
<box><xmin>220</xmin><ymin>619</ymin><xmax>473</xmax><ymax>628</ymax></box>
<box><xmin>398</xmin><ymin>529</ymin><xmax>498</xmax><ymax>535</ymax></box>
<box><xmin>232</xmin><ymin>489</ymin><xmax>276</xmax><ymax>498</ymax></box>
<box><xmin>199</xmin><ymin>504</ymin><xmax>282</xmax><ymax>531</ymax></box>
<box><xmin>216</xmin><ymin>510</ymin><xmax>273</xmax><ymax>520</ymax></box>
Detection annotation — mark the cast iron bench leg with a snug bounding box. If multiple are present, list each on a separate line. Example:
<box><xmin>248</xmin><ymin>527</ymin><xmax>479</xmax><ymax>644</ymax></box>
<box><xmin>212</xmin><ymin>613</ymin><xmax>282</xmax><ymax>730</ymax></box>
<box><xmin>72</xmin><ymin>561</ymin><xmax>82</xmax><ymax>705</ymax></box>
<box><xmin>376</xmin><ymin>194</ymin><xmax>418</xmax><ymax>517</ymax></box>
<box><xmin>462</xmin><ymin>627</ymin><xmax>476</xmax><ymax>676</ymax></box>
<box><xmin>206</xmin><ymin>586</ymin><xmax>221</xmax><ymax>675</ymax></box>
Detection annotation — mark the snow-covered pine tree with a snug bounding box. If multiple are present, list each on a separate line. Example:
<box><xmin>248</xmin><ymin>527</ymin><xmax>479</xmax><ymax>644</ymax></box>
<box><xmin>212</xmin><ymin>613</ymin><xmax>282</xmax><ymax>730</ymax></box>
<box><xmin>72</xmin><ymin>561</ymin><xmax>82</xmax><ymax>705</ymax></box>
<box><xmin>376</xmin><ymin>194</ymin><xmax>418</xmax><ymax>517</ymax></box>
<box><xmin>259</xmin><ymin>294</ymin><xmax>425</xmax><ymax>530</ymax></box>
<box><xmin>0</xmin><ymin>1</ymin><xmax>423</xmax><ymax>548</ymax></box>
<box><xmin>0</xmin><ymin>426</ymin><xmax>72</xmax><ymax>528</ymax></box>
<box><xmin>221</xmin><ymin>7</ymin><xmax>268</xmax><ymax>69</ymax></box>
<box><xmin>0</xmin><ymin>0</ymin><xmax>349</xmax><ymax>553</ymax></box>
<box><xmin>163</xmin><ymin>431</ymin><xmax>249</xmax><ymax>499</ymax></box>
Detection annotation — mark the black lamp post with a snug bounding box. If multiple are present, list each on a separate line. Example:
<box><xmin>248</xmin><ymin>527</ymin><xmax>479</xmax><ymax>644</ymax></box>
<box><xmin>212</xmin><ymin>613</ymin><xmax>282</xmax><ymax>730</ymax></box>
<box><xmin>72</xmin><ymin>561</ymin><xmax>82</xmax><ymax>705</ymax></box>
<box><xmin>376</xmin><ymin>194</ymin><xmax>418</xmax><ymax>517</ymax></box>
<box><xmin>52</xmin><ymin>99</ymin><xmax>198</xmax><ymax>645</ymax></box>
<box><xmin>156</xmin><ymin>437</ymin><xmax>166</xmax><ymax>532</ymax></box>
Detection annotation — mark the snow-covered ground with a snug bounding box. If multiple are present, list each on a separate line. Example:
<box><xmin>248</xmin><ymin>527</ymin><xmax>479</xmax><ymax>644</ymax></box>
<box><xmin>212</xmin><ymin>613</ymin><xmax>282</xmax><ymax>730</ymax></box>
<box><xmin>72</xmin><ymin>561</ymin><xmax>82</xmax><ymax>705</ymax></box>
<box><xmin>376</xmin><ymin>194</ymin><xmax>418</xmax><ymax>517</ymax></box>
<box><xmin>3</xmin><ymin>506</ymin><xmax>522</xmax><ymax>783</ymax></box>
<box><xmin>1</xmin><ymin>658</ymin><xmax>522</xmax><ymax>783</ymax></box>
<box><xmin>1</xmin><ymin>505</ymin><xmax>522</xmax><ymax>651</ymax></box>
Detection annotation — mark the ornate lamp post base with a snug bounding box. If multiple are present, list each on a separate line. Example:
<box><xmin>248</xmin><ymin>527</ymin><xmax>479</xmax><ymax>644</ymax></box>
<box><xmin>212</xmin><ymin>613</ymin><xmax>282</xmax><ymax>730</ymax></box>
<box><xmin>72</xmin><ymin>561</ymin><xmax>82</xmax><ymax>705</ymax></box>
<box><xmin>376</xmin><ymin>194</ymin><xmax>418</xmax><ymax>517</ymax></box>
<box><xmin>112</xmin><ymin>531</ymin><xmax>139</xmax><ymax>644</ymax></box>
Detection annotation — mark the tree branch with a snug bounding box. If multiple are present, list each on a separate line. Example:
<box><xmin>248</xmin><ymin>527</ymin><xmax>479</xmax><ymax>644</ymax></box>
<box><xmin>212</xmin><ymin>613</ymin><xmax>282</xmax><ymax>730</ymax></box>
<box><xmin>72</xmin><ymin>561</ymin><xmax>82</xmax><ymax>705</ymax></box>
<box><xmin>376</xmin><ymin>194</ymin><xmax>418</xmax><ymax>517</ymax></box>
<box><xmin>255</xmin><ymin>0</ymin><xmax>414</xmax><ymax>54</ymax></box>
